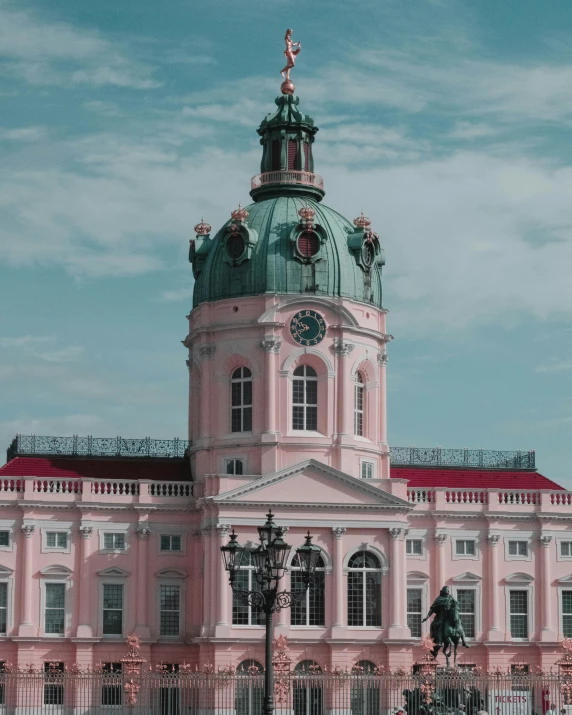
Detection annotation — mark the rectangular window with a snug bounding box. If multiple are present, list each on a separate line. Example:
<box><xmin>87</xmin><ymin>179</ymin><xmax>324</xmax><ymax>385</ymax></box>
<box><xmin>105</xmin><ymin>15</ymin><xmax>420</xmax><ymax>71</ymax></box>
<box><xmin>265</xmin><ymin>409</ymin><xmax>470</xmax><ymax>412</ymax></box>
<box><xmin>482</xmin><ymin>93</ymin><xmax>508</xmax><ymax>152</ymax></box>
<box><xmin>508</xmin><ymin>541</ymin><xmax>528</xmax><ymax>557</ymax></box>
<box><xmin>46</xmin><ymin>532</ymin><xmax>67</xmax><ymax>549</ymax></box>
<box><xmin>361</xmin><ymin>462</ymin><xmax>374</xmax><ymax>479</ymax></box>
<box><xmin>0</xmin><ymin>532</ymin><xmax>9</xmax><ymax>547</ymax></box>
<box><xmin>226</xmin><ymin>459</ymin><xmax>244</xmax><ymax>476</ymax></box>
<box><xmin>457</xmin><ymin>589</ymin><xmax>476</xmax><ymax>638</ymax></box>
<box><xmin>0</xmin><ymin>661</ymin><xmax>5</xmax><ymax>705</ymax></box>
<box><xmin>456</xmin><ymin>540</ymin><xmax>476</xmax><ymax>556</ymax></box>
<box><xmin>103</xmin><ymin>533</ymin><xmax>125</xmax><ymax>550</ymax></box>
<box><xmin>0</xmin><ymin>583</ymin><xmax>7</xmax><ymax>635</ymax></box>
<box><xmin>563</xmin><ymin>591</ymin><xmax>572</xmax><ymax>637</ymax></box>
<box><xmin>509</xmin><ymin>590</ymin><xmax>529</xmax><ymax>639</ymax></box>
<box><xmin>44</xmin><ymin>662</ymin><xmax>64</xmax><ymax>705</ymax></box>
<box><xmin>291</xmin><ymin>570</ymin><xmax>325</xmax><ymax>626</ymax></box>
<box><xmin>102</xmin><ymin>663</ymin><xmax>123</xmax><ymax>706</ymax></box>
<box><xmin>160</xmin><ymin>585</ymin><xmax>181</xmax><ymax>637</ymax></box>
<box><xmin>160</xmin><ymin>535</ymin><xmax>182</xmax><ymax>552</ymax></box>
<box><xmin>45</xmin><ymin>583</ymin><xmax>65</xmax><ymax>635</ymax></box>
<box><xmin>347</xmin><ymin>571</ymin><xmax>381</xmax><ymax>627</ymax></box>
<box><xmin>406</xmin><ymin>539</ymin><xmax>423</xmax><ymax>556</ymax></box>
<box><xmin>103</xmin><ymin>584</ymin><xmax>123</xmax><ymax>635</ymax></box>
<box><xmin>232</xmin><ymin>562</ymin><xmax>263</xmax><ymax>626</ymax></box>
<box><xmin>407</xmin><ymin>588</ymin><xmax>423</xmax><ymax>637</ymax></box>
<box><xmin>561</xmin><ymin>542</ymin><xmax>572</xmax><ymax>557</ymax></box>
<box><xmin>354</xmin><ymin>383</ymin><xmax>364</xmax><ymax>436</ymax></box>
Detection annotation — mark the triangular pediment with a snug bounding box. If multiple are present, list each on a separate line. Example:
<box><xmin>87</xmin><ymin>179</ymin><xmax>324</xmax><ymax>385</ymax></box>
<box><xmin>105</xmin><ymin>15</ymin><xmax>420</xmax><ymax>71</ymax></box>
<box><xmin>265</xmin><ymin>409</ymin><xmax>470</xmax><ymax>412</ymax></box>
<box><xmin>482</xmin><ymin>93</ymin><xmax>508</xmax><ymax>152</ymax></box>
<box><xmin>0</xmin><ymin>565</ymin><xmax>13</xmax><ymax>575</ymax></box>
<box><xmin>558</xmin><ymin>574</ymin><xmax>572</xmax><ymax>584</ymax></box>
<box><xmin>452</xmin><ymin>572</ymin><xmax>481</xmax><ymax>583</ymax></box>
<box><xmin>156</xmin><ymin>569</ymin><xmax>186</xmax><ymax>579</ymax></box>
<box><xmin>98</xmin><ymin>567</ymin><xmax>129</xmax><ymax>577</ymax></box>
<box><xmin>214</xmin><ymin>460</ymin><xmax>410</xmax><ymax>510</ymax></box>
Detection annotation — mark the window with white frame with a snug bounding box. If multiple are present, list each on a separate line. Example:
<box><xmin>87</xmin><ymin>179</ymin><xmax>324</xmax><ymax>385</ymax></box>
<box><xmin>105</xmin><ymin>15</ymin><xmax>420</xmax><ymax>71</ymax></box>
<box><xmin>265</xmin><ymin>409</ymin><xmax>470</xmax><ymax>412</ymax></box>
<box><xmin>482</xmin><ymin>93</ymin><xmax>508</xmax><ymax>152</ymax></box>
<box><xmin>407</xmin><ymin>588</ymin><xmax>423</xmax><ymax>637</ymax></box>
<box><xmin>45</xmin><ymin>583</ymin><xmax>66</xmax><ymax>635</ymax></box>
<box><xmin>361</xmin><ymin>461</ymin><xmax>374</xmax><ymax>479</ymax></box>
<box><xmin>457</xmin><ymin>589</ymin><xmax>476</xmax><ymax>638</ymax></box>
<box><xmin>508</xmin><ymin>541</ymin><xmax>528</xmax><ymax>558</ymax></box>
<box><xmin>160</xmin><ymin>535</ymin><xmax>182</xmax><ymax>552</ymax></box>
<box><xmin>509</xmin><ymin>590</ymin><xmax>529</xmax><ymax>639</ymax></box>
<box><xmin>354</xmin><ymin>372</ymin><xmax>365</xmax><ymax>436</ymax></box>
<box><xmin>226</xmin><ymin>459</ymin><xmax>244</xmax><ymax>475</ymax></box>
<box><xmin>46</xmin><ymin>531</ymin><xmax>68</xmax><ymax>549</ymax></box>
<box><xmin>292</xmin><ymin>365</ymin><xmax>318</xmax><ymax>431</ymax></box>
<box><xmin>103</xmin><ymin>533</ymin><xmax>126</xmax><ymax>551</ymax></box>
<box><xmin>0</xmin><ymin>532</ymin><xmax>9</xmax><ymax>548</ymax></box>
<box><xmin>159</xmin><ymin>585</ymin><xmax>181</xmax><ymax>637</ymax></box>
<box><xmin>562</xmin><ymin>591</ymin><xmax>572</xmax><ymax>637</ymax></box>
<box><xmin>456</xmin><ymin>540</ymin><xmax>476</xmax><ymax>557</ymax></box>
<box><xmin>290</xmin><ymin>553</ymin><xmax>325</xmax><ymax>626</ymax></box>
<box><xmin>231</xmin><ymin>367</ymin><xmax>252</xmax><ymax>433</ymax></box>
<box><xmin>406</xmin><ymin>539</ymin><xmax>423</xmax><ymax>556</ymax></box>
<box><xmin>233</xmin><ymin>551</ymin><xmax>264</xmax><ymax>626</ymax></box>
<box><xmin>561</xmin><ymin>542</ymin><xmax>572</xmax><ymax>557</ymax></box>
<box><xmin>347</xmin><ymin>551</ymin><xmax>382</xmax><ymax>627</ymax></box>
<box><xmin>0</xmin><ymin>583</ymin><xmax>7</xmax><ymax>635</ymax></box>
<box><xmin>102</xmin><ymin>584</ymin><xmax>123</xmax><ymax>635</ymax></box>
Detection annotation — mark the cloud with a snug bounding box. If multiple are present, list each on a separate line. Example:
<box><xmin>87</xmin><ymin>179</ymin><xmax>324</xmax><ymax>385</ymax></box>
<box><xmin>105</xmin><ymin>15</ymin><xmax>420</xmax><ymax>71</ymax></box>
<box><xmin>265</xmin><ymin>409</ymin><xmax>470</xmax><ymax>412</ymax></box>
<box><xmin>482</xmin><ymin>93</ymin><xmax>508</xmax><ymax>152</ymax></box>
<box><xmin>160</xmin><ymin>287</ymin><xmax>194</xmax><ymax>302</ymax></box>
<box><xmin>0</xmin><ymin>126</ymin><xmax>46</xmax><ymax>141</ymax></box>
<box><xmin>0</xmin><ymin>336</ymin><xmax>83</xmax><ymax>362</ymax></box>
<box><xmin>0</xmin><ymin>3</ymin><xmax>158</xmax><ymax>88</ymax></box>
<box><xmin>535</xmin><ymin>359</ymin><xmax>572</xmax><ymax>374</ymax></box>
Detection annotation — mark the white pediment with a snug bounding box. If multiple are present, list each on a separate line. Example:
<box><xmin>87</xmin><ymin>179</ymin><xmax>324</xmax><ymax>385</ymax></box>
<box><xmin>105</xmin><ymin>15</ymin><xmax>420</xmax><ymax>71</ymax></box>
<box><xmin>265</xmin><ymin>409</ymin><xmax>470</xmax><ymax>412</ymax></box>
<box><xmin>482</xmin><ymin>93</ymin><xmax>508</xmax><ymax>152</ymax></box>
<box><xmin>214</xmin><ymin>460</ymin><xmax>410</xmax><ymax>510</ymax></box>
<box><xmin>407</xmin><ymin>571</ymin><xmax>430</xmax><ymax>582</ymax></box>
<box><xmin>505</xmin><ymin>572</ymin><xmax>534</xmax><ymax>583</ymax></box>
<box><xmin>452</xmin><ymin>572</ymin><xmax>482</xmax><ymax>583</ymax></box>
<box><xmin>558</xmin><ymin>574</ymin><xmax>572</xmax><ymax>584</ymax></box>
<box><xmin>40</xmin><ymin>565</ymin><xmax>72</xmax><ymax>577</ymax></box>
<box><xmin>0</xmin><ymin>565</ymin><xmax>13</xmax><ymax>576</ymax></box>
<box><xmin>97</xmin><ymin>567</ymin><xmax>129</xmax><ymax>577</ymax></box>
<box><xmin>156</xmin><ymin>569</ymin><xmax>186</xmax><ymax>579</ymax></box>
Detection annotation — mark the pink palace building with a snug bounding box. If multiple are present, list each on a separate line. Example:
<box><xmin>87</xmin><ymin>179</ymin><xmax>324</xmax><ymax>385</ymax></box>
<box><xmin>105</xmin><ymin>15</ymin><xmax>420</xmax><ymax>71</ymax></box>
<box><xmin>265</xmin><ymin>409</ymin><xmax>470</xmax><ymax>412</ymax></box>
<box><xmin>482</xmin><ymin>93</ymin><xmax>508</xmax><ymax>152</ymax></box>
<box><xmin>0</xmin><ymin>74</ymin><xmax>571</xmax><ymax>676</ymax></box>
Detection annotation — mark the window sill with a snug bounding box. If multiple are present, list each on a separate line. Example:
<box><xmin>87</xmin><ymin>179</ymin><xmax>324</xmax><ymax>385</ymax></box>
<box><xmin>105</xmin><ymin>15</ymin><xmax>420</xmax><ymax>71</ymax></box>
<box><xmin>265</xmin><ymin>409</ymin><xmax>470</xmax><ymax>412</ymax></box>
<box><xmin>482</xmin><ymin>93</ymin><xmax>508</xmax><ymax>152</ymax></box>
<box><xmin>231</xmin><ymin>625</ymin><xmax>264</xmax><ymax>629</ymax></box>
<box><xmin>290</xmin><ymin>431</ymin><xmax>324</xmax><ymax>438</ymax></box>
<box><xmin>290</xmin><ymin>626</ymin><xmax>327</xmax><ymax>630</ymax></box>
<box><xmin>346</xmin><ymin>626</ymin><xmax>383</xmax><ymax>631</ymax></box>
<box><xmin>99</xmin><ymin>550</ymin><xmax>129</xmax><ymax>555</ymax></box>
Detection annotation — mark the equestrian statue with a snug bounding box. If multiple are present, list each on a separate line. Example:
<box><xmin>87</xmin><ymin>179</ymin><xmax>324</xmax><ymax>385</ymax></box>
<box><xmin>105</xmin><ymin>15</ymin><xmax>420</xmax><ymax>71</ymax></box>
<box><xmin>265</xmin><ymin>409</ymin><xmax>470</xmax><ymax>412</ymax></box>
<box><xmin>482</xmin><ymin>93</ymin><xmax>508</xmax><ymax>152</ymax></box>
<box><xmin>422</xmin><ymin>586</ymin><xmax>469</xmax><ymax>667</ymax></box>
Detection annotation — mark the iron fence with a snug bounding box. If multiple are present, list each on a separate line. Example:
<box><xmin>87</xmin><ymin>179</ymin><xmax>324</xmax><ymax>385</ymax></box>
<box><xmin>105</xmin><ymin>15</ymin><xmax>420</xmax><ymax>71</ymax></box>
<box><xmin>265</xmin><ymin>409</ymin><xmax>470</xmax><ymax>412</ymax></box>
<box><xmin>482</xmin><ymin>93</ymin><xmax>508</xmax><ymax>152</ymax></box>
<box><xmin>389</xmin><ymin>447</ymin><xmax>536</xmax><ymax>470</ymax></box>
<box><xmin>0</xmin><ymin>670</ymin><xmax>569</xmax><ymax>715</ymax></box>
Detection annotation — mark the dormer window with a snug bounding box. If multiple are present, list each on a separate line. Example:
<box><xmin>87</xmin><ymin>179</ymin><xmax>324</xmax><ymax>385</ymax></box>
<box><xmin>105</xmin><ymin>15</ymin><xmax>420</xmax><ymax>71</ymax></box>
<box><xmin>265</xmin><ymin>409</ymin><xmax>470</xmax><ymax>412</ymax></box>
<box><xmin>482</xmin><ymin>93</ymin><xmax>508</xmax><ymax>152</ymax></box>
<box><xmin>226</xmin><ymin>232</ymin><xmax>246</xmax><ymax>261</ymax></box>
<box><xmin>297</xmin><ymin>231</ymin><xmax>320</xmax><ymax>258</ymax></box>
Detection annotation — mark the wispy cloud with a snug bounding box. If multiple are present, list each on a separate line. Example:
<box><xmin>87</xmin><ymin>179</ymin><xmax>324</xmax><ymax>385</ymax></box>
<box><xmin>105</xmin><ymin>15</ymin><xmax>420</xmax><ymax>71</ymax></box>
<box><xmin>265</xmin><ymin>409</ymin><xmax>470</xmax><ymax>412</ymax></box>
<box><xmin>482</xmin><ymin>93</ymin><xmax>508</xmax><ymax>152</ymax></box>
<box><xmin>160</xmin><ymin>287</ymin><xmax>194</xmax><ymax>302</ymax></box>
<box><xmin>0</xmin><ymin>126</ymin><xmax>46</xmax><ymax>141</ymax></box>
<box><xmin>0</xmin><ymin>3</ymin><xmax>158</xmax><ymax>88</ymax></box>
<box><xmin>535</xmin><ymin>359</ymin><xmax>572</xmax><ymax>374</ymax></box>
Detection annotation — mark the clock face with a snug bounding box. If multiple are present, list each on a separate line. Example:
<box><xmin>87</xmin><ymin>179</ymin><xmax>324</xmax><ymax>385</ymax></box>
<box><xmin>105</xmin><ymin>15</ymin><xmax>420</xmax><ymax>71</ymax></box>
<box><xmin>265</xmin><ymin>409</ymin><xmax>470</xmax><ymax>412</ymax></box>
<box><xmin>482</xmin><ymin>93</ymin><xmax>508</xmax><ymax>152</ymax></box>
<box><xmin>289</xmin><ymin>310</ymin><xmax>327</xmax><ymax>346</ymax></box>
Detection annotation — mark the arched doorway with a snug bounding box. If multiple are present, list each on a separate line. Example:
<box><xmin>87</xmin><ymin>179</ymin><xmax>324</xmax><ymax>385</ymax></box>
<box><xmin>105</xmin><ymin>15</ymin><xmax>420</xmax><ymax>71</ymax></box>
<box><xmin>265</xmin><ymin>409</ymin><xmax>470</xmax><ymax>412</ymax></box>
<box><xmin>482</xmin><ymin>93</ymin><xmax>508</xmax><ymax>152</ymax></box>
<box><xmin>351</xmin><ymin>661</ymin><xmax>380</xmax><ymax>715</ymax></box>
<box><xmin>235</xmin><ymin>660</ymin><xmax>264</xmax><ymax>715</ymax></box>
<box><xmin>294</xmin><ymin>661</ymin><xmax>323</xmax><ymax>715</ymax></box>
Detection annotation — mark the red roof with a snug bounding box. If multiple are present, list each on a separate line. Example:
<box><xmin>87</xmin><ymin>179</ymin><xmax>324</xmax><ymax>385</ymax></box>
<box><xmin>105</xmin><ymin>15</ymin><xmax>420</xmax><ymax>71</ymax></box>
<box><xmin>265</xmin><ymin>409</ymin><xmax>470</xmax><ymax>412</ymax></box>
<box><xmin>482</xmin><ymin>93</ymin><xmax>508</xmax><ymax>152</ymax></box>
<box><xmin>0</xmin><ymin>456</ymin><xmax>191</xmax><ymax>482</ymax></box>
<box><xmin>391</xmin><ymin>466</ymin><xmax>563</xmax><ymax>490</ymax></box>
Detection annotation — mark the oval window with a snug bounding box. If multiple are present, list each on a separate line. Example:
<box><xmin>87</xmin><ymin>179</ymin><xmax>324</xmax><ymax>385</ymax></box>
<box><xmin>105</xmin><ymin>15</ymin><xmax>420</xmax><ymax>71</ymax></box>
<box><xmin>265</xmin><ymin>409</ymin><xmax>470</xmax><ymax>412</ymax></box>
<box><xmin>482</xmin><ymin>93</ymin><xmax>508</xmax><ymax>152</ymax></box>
<box><xmin>361</xmin><ymin>242</ymin><xmax>374</xmax><ymax>268</ymax></box>
<box><xmin>297</xmin><ymin>231</ymin><xmax>320</xmax><ymax>258</ymax></box>
<box><xmin>227</xmin><ymin>233</ymin><xmax>246</xmax><ymax>260</ymax></box>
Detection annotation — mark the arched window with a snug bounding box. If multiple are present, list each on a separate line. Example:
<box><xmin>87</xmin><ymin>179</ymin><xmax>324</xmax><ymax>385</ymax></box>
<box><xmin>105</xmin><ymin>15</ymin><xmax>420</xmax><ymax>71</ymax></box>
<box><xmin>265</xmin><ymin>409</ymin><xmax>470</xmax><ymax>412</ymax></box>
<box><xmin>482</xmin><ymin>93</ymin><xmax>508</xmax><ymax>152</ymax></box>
<box><xmin>290</xmin><ymin>553</ymin><xmax>325</xmax><ymax>626</ymax></box>
<box><xmin>347</xmin><ymin>551</ymin><xmax>382</xmax><ymax>627</ymax></box>
<box><xmin>354</xmin><ymin>372</ymin><xmax>365</xmax><ymax>436</ymax></box>
<box><xmin>294</xmin><ymin>661</ymin><xmax>323</xmax><ymax>715</ymax></box>
<box><xmin>231</xmin><ymin>367</ymin><xmax>252</xmax><ymax>433</ymax></box>
<box><xmin>351</xmin><ymin>661</ymin><xmax>380</xmax><ymax>715</ymax></box>
<box><xmin>232</xmin><ymin>551</ymin><xmax>263</xmax><ymax>626</ymax></box>
<box><xmin>236</xmin><ymin>660</ymin><xmax>263</xmax><ymax>715</ymax></box>
<box><xmin>293</xmin><ymin>365</ymin><xmax>317</xmax><ymax>431</ymax></box>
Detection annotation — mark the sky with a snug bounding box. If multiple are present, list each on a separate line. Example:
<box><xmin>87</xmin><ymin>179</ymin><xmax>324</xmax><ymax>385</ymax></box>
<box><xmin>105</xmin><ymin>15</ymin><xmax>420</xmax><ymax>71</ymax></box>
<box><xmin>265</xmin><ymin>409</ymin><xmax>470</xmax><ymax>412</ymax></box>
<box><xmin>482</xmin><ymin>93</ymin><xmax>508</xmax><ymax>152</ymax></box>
<box><xmin>1</xmin><ymin>0</ymin><xmax>571</xmax><ymax>484</ymax></box>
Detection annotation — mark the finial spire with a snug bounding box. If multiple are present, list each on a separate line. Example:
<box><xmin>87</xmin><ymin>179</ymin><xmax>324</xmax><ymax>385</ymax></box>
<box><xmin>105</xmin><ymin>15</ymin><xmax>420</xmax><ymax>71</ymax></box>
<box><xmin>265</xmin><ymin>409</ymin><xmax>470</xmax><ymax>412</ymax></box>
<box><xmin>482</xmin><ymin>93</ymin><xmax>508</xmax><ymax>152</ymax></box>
<box><xmin>280</xmin><ymin>28</ymin><xmax>301</xmax><ymax>95</ymax></box>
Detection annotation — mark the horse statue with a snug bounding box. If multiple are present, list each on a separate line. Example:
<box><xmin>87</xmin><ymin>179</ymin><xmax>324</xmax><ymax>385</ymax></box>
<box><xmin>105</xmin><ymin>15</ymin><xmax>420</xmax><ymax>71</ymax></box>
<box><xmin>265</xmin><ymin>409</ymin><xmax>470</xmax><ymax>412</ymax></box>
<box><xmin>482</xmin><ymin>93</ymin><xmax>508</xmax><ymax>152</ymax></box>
<box><xmin>422</xmin><ymin>585</ymin><xmax>469</xmax><ymax>668</ymax></box>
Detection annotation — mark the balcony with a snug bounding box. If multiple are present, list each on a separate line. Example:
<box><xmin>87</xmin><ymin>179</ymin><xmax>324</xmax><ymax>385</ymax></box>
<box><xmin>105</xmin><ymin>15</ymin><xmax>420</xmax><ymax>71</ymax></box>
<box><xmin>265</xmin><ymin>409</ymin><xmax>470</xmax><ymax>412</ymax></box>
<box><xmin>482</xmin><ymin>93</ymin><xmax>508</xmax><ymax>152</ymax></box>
<box><xmin>407</xmin><ymin>486</ymin><xmax>571</xmax><ymax>514</ymax></box>
<box><xmin>251</xmin><ymin>170</ymin><xmax>324</xmax><ymax>191</ymax></box>
<box><xmin>391</xmin><ymin>446</ymin><xmax>535</xmax><ymax>469</ymax></box>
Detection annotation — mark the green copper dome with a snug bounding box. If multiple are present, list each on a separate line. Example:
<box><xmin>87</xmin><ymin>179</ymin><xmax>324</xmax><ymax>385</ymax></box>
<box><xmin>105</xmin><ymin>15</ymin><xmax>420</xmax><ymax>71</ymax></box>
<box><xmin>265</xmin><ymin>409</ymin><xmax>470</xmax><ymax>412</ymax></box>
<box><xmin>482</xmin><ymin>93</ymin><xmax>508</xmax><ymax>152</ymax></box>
<box><xmin>189</xmin><ymin>94</ymin><xmax>385</xmax><ymax>309</ymax></box>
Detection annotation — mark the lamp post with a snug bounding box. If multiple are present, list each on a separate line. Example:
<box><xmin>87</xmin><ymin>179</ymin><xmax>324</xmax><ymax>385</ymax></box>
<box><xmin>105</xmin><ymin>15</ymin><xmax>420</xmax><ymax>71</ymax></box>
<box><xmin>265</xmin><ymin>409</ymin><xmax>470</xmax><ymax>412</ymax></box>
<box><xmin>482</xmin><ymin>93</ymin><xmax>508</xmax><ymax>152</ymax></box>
<box><xmin>221</xmin><ymin>511</ymin><xmax>321</xmax><ymax>715</ymax></box>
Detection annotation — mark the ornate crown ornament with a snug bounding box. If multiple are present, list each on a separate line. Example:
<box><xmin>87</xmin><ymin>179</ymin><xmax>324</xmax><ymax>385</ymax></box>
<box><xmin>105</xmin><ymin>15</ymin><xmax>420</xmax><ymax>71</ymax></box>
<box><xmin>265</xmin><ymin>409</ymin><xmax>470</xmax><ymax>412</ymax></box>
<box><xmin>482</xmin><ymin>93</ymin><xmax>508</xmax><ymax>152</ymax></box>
<box><xmin>353</xmin><ymin>212</ymin><xmax>371</xmax><ymax>229</ymax></box>
<box><xmin>194</xmin><ymin>219</ymin><xmax>211</xmax><ymax>235</ymax></box>
<box><xmin>298</xmin><ymin>203</ymin><xmax>316</xmax><ymax>227</ymax></box>
<box><xmin>230</xmin><ymin>203</ymin><xmax>249</xmax><ymax>223</ymax></box>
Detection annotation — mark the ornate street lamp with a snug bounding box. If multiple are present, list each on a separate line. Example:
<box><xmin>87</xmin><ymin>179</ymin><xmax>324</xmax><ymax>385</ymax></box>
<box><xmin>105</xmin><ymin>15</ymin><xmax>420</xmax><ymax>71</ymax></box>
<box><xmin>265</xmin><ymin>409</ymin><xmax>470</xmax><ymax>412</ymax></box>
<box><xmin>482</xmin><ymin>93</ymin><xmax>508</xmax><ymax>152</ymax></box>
<box><xmin>221</xmin><ymin>512</ymin><xmax>320</xmax><ymax>715</ymax></box>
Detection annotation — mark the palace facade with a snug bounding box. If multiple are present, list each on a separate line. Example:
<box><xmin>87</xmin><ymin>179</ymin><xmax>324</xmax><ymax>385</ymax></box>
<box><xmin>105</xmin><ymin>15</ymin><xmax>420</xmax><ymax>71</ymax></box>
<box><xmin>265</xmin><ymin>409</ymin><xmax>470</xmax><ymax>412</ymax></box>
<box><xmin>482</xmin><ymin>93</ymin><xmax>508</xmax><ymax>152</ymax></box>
<box><xmin>0</xmin><ymin>76</ymin><xmax>570</xmax><ymax>676</ymax></box>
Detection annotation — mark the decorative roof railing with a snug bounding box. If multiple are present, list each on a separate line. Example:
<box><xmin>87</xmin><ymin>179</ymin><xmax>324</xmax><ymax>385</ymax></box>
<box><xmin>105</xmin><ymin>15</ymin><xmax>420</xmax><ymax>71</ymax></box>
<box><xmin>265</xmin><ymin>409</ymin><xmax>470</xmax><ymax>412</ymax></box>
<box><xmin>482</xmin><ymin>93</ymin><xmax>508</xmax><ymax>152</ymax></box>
<box><xmin>389</xmin><ymin>446</ymin><xmax>535</xmax><ymax>470</ymax></box>
<box><xmin>251</xmin><ymin>170</ymin><xmax>324</xmax><ymax>191</ymax></box>
<box><xmin>7</xmin><ymin>434</ymin><xmax>189</xmax><ymax>461</ymax></box>
<box><xmin>7</xmin><ymin>436</ymin><xmax>535</xmax><ymax>470</ymax></box>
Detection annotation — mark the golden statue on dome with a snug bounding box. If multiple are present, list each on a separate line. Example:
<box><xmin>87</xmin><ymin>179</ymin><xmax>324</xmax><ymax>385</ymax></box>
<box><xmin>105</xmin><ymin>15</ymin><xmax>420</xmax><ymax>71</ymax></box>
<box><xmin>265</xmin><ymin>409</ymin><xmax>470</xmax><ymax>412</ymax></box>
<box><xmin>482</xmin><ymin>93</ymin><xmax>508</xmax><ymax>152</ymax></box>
<box><xmin>280</xmin><ymin>28</ymin><xmax>301</xmax><ymax>95</ymax></box>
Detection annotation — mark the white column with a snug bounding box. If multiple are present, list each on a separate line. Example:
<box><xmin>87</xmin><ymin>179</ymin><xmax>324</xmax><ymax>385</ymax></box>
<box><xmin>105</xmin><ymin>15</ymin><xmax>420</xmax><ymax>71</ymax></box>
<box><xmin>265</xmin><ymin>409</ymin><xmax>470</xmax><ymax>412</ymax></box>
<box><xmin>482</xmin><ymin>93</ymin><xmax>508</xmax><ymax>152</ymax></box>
<box><xmin>76</xmin><ymin>526</ymin><xmax>93</xmax><ymax>638</ymax></box>
<box><xmin>487</xmin><ymin>534</ymin><xmax>502</xmax><ymax>640</ymax></box>
<box><xmin>135</xmin><ymin>525</ymin><xmax>151</xmax><ymax>638</ymax></box>
<box><xmin>435</xmin><ymin>533</ymin><xmax>447</xmax><ymax>588</ymax></box>
<box><xmin>217</xmin><ymin>525</ymin><xmax>231</xmax><ymax>625</ymax></box>
<box><xmin>19</xmin><ymin>525</ymin><xmax>35</xmax><ymax>635</ymax></box>
<box><xmin>261</xmin><ymin>338</ymin><xmax>281</xmax><ymax>436</ymax></box>
<box><xmin>539</xmin><ymin>534</ymin><xmax>554</xmax><ymax>640</ymax></box>
<box><xmin>332</xmin><ymin>527</ymin><xmax>346</xmax><ymax>628</ymax></box>
<box><xmin>388</xmin><ymin>527</ymin><xmax>409</xmax><ymax>638</ymax></box>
